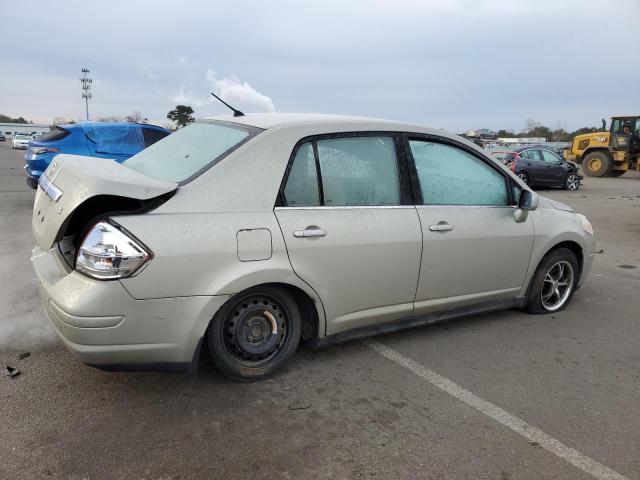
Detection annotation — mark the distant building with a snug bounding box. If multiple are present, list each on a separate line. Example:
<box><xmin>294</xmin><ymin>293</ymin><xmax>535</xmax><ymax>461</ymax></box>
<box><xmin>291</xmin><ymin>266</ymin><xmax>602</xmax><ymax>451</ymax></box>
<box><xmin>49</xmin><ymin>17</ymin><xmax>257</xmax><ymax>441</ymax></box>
<box><xmin>0</xmin><ymin>123</ymin><xmax>50</xmax><ymax>137</ymax></box>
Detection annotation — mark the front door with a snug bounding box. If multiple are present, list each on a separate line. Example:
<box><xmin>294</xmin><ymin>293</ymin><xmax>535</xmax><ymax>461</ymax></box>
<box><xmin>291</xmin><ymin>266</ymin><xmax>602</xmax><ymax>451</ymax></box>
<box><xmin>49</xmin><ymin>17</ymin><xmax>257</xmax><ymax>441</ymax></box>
<box><xmin>540</xmin><ymin>149</ymin><xmax>566</xmax><ymax>185</ymax></box>
<box><xmin>405</xmin><ymin>137</ymin><xmax>535</xmax><ymax>314</ymax></box>
<box><xmin>275</xmin><ymin>135</ymin><xmax>422</xmax><ymax>335</ymax></box>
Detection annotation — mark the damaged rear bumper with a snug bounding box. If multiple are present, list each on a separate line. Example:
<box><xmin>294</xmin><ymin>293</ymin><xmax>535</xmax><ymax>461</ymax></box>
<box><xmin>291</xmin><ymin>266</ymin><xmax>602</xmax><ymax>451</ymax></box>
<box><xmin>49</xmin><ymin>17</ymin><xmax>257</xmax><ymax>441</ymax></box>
<box><xmin>31</xmin><ymin>245</ymin><xmax>230</xmax><ymax>373</ymax></box>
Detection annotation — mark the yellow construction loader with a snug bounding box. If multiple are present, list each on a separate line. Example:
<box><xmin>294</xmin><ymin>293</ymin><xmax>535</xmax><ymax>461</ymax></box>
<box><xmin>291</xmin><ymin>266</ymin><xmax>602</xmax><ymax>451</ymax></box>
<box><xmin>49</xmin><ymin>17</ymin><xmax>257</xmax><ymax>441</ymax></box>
<box><xmin>563</xmin><ymin>116</ymin><xmax>640</xmax><ymax>177</ymax></box>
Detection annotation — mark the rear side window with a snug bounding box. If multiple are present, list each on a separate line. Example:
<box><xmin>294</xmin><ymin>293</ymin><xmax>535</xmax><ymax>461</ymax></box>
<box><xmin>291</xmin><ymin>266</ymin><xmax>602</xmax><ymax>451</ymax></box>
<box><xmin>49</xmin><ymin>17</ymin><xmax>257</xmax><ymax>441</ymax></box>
<box><xmin>520</xmin><ymin>149</ymin><xmax>542</xmax><ymax>160</ymax></box>
<box><xmin>125</xmin><ymin>121</ymin><xmax>261</xmax><ymax>184</ymax></box>
<box><xmin>142</xmin><ymin>127</ymin><xmax>170</xmax><ymax>147</ymax></box>
<box><xmin>283</xmin><ymin>143</ymin><xmax>320</xmax><ymax>206</ymax></box>
<box><xmin>282</xmin><ymin>136</ymin><xmax>402</xmax><ymax>207</ymax></box>
<box><xmin>409</xmin><ymin>140</ymin><xmax>508</xmax><ymax>206</ymax></box>
<box><xmin>37</xmin><ymin>127</ymin><xmax>70</xmax><ymax>142</ymax></box>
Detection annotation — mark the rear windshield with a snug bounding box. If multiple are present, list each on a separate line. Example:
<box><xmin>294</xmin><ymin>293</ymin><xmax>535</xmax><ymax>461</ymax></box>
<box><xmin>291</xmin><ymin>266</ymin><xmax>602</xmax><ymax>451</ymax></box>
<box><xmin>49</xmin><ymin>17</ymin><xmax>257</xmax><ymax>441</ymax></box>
<box><xmin>37</xmin><ymin>127</ymin><xmax>70</xmax><ymax>142</ymax></box>
<box><xmin>124</xmin><ymin>121</ymin><xmax>261</xmax><ymax>184</ymax></box>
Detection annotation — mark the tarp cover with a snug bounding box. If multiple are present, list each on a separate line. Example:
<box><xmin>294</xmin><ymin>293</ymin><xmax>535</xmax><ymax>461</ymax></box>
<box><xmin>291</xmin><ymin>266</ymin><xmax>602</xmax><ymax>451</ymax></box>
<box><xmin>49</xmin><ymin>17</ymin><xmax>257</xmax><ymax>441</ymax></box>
<box><xmin>84</xmin><ymin>125</ymin><xmax>144</xmax><ymax>155</ymax></box>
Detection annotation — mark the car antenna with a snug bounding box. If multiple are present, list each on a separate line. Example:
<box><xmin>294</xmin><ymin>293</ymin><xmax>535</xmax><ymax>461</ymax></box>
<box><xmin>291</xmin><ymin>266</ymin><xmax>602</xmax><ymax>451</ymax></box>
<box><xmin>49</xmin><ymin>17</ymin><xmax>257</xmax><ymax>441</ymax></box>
<box><xmin>210</xmin><ymin>92</ymin><xmax>244</xmax><ymax>117</ymax></box>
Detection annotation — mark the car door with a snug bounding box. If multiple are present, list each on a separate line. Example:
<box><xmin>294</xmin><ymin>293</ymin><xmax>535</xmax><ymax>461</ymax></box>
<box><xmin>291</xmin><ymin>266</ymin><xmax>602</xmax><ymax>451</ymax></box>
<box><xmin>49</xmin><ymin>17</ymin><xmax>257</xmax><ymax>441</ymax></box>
<box><xmin>275</xmin><ymin>134</ymin><xmax>422</xmax><ymax>335</ymax></box>
<box><xmin>405</xmin><ymin>136</ymin><xmax>535</xmax><ymax>314</ymax></box>
<box><xmin>519</xmin><ymin>148</ymin><xmax>545</xmax><ymax>184</ymax></box>
<box><xmin>540</xmin><ymin>149</ymin><xmax>565</xmax><ymax>185</ymax></box>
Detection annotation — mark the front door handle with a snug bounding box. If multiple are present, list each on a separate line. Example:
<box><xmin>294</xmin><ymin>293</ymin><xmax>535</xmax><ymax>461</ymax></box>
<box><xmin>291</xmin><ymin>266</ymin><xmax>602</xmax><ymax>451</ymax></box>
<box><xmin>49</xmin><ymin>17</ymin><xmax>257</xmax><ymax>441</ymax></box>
<box><xmin>429</xmin><ymin>223</ymin><xmax>453</xmax><ymax>232</ymax></box>
<box><xmin>293</xmin><ymin>227</ymin><xmax>327</xmax><ymax>238</ymax></box>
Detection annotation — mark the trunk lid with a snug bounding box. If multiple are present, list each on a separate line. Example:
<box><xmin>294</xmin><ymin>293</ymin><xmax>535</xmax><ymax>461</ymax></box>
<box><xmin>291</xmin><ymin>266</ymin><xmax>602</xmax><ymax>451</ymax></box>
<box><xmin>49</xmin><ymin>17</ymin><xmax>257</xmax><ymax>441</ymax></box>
<box><xmin>33</xmin><ymin>154</ymin><xmax>177</xmax><ymax>249</ymax></box>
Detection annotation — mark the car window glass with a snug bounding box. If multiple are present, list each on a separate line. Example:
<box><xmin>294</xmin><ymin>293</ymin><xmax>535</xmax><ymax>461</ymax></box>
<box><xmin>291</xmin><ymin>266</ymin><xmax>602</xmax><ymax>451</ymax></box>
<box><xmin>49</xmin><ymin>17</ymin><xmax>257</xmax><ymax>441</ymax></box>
<box><xmin>125</xmin><ymin>122</ymin><xmax>258</xmax><ymax>184</ymax></box>
<box><xmin>283</xmin><ymin>142</ymin><xmax>320</xmax><ymax>206</ymax></box>
<box><xmin>316</xmin><ymin>136</ymin><xmax>401</xmax><ymax>206</ymax></box>
<box><xmin>142</xmin><ymin>127</ymin><xmax>170</xmax><ymax>148</ymax></box>
<box><xmin>409</xmin><ymin>140</ymin><xmax>508</xmax><ymax>206</ymax></box>
<box><xmin>540</xmin><ymin>150</ymin><xmax>560</xmax><ymax>163</ymax></box>
<box><xmin>521</xmin><ymin>149</ymin><xmax>542</xmax><ymax>160</ymax></box>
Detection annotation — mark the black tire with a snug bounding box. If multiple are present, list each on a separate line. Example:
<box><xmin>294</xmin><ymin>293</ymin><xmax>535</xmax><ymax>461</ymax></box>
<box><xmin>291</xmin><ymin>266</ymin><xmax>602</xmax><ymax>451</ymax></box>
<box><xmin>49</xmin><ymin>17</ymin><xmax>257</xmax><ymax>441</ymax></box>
<box><xmin>526</xmin><ymin>248</ymin><xmax>579</xmax><ymax>314</ymax></box>
<box><xmin>206</xmin><ymin>285</ymin><xmax>301</xmax><ymax>381</ymax></box>
<box><xmin>517</xmin><ymin>171</ymin><xmax>529</xmax><ymax>185</ymax></box>
<box><xmin>582</xmin><ymin>151</ymin><xmax>612</xmax><ymax>177</ymax></box>
<box><xmin>562</xmin><ymin>173</ymin><xmax>580</xmax><ymax>190</ymax></box>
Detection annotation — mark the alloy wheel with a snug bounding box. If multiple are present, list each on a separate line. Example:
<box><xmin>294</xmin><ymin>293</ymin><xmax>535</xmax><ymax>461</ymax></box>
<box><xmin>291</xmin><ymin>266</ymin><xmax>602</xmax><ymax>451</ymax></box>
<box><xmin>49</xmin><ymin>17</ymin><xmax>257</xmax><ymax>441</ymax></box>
<box><xmin>540</xmin><ymin>260</ymin><xmax>575</xmax><ymax>311</ymax></box>
<box><xmin>566</xmin><ymin>174</ymin><xmax>580</xmax><ymax>190</ymax></box>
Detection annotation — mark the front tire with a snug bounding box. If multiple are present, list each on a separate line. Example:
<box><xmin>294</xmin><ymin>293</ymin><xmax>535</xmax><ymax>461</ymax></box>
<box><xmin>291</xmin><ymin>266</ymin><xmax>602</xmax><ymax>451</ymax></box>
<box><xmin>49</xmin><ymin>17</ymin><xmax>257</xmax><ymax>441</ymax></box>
<box><xmin>582</xmin><ymin>151</ymin><xmax>612</xmax><ymax>177</ymax></box>
<box><xmin>563</xmin><ymin>173</ymin><xmax>580</xmax><ymax>190</ymax></box>
<box><xmin>526</xmin><ymin>248</ymin><xmax>579</xmax><ymax>314</ymax></box>
<box><xmin>206</xmin><ymin>285</ymin><xmax>301</xmax><ymax>381</ymax></box>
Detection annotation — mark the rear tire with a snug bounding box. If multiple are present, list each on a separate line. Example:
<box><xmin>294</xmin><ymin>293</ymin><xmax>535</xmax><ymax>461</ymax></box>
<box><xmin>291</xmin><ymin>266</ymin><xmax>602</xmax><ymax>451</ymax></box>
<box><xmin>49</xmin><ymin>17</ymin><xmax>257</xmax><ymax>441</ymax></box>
<box><xmin>206</xmin><ymin>285</ymin><xmax>301</xmax><ymax>381</ymax></box>
<box><xmin>517</xmin><ymin>172</ymin><xmax>529</xmax><ymax>185</ymax></box>
<box><xmin>526</xmin><ymin>248</ymin><xmax>579</xmax><ymax>314</ymax></box>
<box><xmin>582</xmin><ymin>151</ymin><xmax>612</xmax><ymax>177</ymax></box>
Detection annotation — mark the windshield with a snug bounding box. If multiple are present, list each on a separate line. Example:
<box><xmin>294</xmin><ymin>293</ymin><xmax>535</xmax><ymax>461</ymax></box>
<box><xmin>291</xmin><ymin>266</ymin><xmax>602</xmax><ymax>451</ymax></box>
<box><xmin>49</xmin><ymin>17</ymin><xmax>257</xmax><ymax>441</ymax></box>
<box><xmin>124</xmin><ymin>121</ymin><xmax>262</xmax><ymax>184</ymax></box>
<box><xmin>15</xmin><ymin>134</ymin><xmax>29</xmax><ymax>139</ymax></box>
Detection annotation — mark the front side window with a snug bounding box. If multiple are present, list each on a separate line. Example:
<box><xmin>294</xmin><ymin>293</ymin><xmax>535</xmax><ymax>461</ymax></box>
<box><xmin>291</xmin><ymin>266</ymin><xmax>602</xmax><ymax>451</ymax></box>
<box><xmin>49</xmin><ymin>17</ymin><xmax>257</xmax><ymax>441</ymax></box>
<box><xmin>540</xmin><ymin>149</ymin><xmax>560</xmax><ymax>163</ymax></box>
<box><xmin>282</xmin><ymin>135</ymin><xmax>402</xmax><ymax>207</ymax></box>
<box><xmin>409</xmin><ymin>140</ymin><xmax>508</xmax><ymax>206</ymax></box>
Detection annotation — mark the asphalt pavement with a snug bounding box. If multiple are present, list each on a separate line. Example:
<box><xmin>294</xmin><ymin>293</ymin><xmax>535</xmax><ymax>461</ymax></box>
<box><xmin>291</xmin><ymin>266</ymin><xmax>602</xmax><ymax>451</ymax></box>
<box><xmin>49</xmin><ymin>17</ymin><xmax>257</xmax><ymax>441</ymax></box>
<box><xmin>1</xmin><ymin>142</ymin><xmax>639</xmax><ymax>479</ymax></box>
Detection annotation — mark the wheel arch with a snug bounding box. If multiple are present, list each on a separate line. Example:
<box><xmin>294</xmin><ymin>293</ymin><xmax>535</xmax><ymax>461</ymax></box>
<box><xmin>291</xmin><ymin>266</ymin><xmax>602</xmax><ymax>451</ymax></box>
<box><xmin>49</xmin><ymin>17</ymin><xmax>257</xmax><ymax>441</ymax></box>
<box><xmin>542</xmin><ymin>241</ymin><xmax>584</xmax><ymax>277</ymax></box>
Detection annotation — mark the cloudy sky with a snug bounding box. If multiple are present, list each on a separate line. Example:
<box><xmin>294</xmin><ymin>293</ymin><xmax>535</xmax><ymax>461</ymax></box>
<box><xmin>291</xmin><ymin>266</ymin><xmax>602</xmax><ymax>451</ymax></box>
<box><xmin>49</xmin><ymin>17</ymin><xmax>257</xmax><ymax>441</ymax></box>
<box><xmin>0</xmin><ymin>0</ymin><xmax>638</xmax><ymax>132</ymax></box>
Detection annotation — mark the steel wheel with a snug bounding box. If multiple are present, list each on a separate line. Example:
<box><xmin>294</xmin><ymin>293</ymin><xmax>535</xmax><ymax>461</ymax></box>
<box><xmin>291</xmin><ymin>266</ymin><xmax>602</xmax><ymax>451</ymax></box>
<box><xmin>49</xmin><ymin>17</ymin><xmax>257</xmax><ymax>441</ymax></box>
<box><xmin>223</xmin><ymin>294</ymin><xmax>289</xmax><ymax>364</ymax></box>
<box><xmin>207</xmin><ymin>285</ymin><xmax>302</xmax><ymax>381</ymax></box>
<box><xmin>540</xmin><ymin>260</ymin><xmax>575</xmax><ymax>311</ymax></box>
<box><xmin>566</xmin><ymin>174</ymin><xmax>580</xmax><ymax>190</ymax></box>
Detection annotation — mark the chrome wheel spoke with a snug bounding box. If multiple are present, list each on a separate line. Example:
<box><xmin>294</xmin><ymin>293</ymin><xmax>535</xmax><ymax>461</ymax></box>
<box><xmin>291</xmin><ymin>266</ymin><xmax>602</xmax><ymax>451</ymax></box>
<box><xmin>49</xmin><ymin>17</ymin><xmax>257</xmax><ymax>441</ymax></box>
<box><xmin>540</xmin><ymin>260</ymin><xmax>575</xmax><ymax>311</ymax></box>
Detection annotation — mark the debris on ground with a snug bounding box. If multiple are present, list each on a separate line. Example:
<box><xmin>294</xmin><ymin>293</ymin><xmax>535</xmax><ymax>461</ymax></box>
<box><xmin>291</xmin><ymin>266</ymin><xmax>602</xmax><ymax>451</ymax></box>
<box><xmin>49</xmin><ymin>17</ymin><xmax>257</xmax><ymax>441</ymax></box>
<box><xmin>618</xmin><ymin>265</ymin><xmax>637</xmax><ymax>269</ymax></box>
<box><xmin>5</xmin><ymin>366</ymin><xmax>20</xmax><ymax>378</ymax></box>
<box><xmin>17</xmin><ymin>352</ymin><xmax>31</xmax><ymax>360</ymax></box>
<box><xmin>288</xmin><ymin>400</ymin><xmax>311</xmax><ymax>411</ymax></box>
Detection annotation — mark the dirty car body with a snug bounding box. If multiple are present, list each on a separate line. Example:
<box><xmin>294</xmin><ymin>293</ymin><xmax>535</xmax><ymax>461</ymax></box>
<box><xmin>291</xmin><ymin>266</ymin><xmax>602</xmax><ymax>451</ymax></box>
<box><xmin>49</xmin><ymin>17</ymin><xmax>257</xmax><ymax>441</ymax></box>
<box><xmin>31</xmin><ymin>114</ymin><xmax>595</xmax><ymax>380</ymax></box>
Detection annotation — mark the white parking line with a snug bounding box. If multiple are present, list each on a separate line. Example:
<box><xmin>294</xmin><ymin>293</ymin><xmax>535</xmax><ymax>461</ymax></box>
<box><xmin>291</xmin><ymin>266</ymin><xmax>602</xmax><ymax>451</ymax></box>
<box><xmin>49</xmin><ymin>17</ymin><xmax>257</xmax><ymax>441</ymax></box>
<box><xmin>364</xmin><ymin>339</ymin><xmax>629</xmax><ymax>480</ymax></box>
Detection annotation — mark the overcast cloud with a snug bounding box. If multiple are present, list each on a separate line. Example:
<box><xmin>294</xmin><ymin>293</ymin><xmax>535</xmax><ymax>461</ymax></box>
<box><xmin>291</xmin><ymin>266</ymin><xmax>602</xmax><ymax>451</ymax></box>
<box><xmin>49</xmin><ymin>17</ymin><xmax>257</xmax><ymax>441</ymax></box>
<box><xmin>0</xmin><ymin>0</ymin><xmax>638</xmax><ymax>132</ymax></box>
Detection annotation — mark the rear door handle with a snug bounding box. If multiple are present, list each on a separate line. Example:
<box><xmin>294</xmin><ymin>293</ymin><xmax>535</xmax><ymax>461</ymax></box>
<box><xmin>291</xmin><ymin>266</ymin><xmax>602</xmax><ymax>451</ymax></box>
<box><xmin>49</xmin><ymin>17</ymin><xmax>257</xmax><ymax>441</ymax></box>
<box><xmin>429</xmin><ymin>223</ymin><xmax>453</xmax><ymax>232</ymax></box>
<box><xmin>293</xmin><ymin>228</ymin><xmax>327</xmax><ymax>238</ymax></box>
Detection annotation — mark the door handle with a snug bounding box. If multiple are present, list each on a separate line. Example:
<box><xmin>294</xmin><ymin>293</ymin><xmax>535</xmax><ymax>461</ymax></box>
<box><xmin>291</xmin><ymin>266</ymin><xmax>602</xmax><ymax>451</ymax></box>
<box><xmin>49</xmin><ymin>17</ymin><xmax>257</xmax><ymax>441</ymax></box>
<box><xmin>429</xmin><ymin>223</ymin><xmax>453</xmax><ymax>232</ymax></box>
<box><xmin>293</xmin><ymin>227</ymin><xmax>327</xmax><ymax>238</ymax></box>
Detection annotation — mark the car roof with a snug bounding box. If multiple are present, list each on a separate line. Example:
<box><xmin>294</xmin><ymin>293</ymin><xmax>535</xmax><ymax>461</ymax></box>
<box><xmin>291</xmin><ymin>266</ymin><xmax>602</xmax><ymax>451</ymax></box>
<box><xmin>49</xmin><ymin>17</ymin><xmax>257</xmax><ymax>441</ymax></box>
<box><xmin>59</xmin><ymin>122</ymin><xmax>169</xmax><ymax>132</ymax></box>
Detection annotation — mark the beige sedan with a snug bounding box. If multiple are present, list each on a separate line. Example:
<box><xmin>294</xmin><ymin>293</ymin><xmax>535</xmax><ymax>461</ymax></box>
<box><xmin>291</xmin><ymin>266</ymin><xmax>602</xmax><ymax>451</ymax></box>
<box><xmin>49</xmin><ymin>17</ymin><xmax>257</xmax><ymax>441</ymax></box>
<box><xmin>31</xmin><ymin>114</ymin><xmax>595</xmax><ymax>380</ymax></box>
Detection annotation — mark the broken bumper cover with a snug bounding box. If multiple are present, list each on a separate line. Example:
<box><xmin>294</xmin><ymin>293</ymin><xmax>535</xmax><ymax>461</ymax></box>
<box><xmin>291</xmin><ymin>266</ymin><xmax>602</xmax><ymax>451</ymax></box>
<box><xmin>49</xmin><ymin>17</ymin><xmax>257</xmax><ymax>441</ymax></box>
<box><xmin>31</xmin><ymin>245</ymin><xmax>230</xmax><ymax>372</ymax></box>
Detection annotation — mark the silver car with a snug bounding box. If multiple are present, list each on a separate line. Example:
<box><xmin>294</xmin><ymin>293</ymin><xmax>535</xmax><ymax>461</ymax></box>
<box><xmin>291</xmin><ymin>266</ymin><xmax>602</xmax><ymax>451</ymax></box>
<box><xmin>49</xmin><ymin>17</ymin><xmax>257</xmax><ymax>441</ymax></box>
<box><xmin>31</xmin><ymin>114</ymin><xmax>595</xmax><ymax>380</ymax></box>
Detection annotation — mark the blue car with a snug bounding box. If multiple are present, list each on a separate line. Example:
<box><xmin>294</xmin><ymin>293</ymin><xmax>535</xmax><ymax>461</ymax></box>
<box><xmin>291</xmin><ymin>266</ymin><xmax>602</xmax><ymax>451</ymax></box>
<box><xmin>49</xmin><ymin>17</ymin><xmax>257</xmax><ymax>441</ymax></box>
<box><xmin>25</xmin><ymin>122</ymin><xmax>171</xmax><ymax>188</ymax></box>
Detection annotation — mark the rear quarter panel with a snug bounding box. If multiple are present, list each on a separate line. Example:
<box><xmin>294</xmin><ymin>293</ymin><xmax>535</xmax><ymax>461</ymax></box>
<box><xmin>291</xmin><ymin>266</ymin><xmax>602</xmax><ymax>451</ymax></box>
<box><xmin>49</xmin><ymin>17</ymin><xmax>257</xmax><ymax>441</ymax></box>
<box><xmin>115</xmin><ymin>211</ymin><xmax>327</xmax><ymax>333</ymax></box>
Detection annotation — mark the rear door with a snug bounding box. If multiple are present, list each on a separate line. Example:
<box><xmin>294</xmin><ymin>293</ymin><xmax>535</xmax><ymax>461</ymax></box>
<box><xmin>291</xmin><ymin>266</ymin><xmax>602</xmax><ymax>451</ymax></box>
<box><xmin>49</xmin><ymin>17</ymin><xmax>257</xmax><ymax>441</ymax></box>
<box><xmin>85</xmin><ymin>125</ymin><xmax>145</xmax><ymax>162</ymax></box>
<box><xmin>406</xmin><ymin>136</ymin><xmax>534</xmax><ymax>314</ymax></box>
<box><xmin>275</xmin><ymin>134</ymin><xmax>422</xmax><ymax>335</ymax></box>
<box><xmin>519</xmin><ymin>148</ymin><xmax>545</xmax><ymax>183</ymax></box>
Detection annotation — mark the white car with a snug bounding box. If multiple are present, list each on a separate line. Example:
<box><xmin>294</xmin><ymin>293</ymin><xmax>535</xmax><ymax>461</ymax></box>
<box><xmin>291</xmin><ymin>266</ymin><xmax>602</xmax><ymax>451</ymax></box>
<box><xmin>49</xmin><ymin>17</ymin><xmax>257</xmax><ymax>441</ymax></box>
<box><xmin>31</xmin><ymin>114</ymin><xmax>595</xmax><ymax>380</ymax></box>
<box><xmin>12</xmin><ymin>133</ymin><xmax>30</xmax><ymax>149</ymax></box>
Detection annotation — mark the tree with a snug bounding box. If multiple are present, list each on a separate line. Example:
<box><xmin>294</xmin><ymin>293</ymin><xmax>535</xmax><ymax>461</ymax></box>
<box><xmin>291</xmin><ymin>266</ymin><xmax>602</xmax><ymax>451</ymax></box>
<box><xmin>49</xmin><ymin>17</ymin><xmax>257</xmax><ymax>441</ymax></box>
<box><xmin>125</xmin><ymin>110</ymin><xmax>144</xmax><ymax>123</ymax></box>
<box><xmin>95</xmin><ymin>116</ymin><xmax>123</xmax><ymax>122</ymax></box>
<box><xmin>167</xmin><ymin>105</ymin><xmax>195</xmax><ymax>128</ymax></box>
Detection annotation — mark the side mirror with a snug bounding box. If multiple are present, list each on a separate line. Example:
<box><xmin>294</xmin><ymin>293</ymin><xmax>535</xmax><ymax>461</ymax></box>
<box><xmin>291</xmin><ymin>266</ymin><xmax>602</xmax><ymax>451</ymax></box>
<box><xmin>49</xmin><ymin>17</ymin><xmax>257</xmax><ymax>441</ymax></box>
<box><xmin>514</xmin><ymin>190</ymin><xmax>539</xmax><ymax>223</ymax></box>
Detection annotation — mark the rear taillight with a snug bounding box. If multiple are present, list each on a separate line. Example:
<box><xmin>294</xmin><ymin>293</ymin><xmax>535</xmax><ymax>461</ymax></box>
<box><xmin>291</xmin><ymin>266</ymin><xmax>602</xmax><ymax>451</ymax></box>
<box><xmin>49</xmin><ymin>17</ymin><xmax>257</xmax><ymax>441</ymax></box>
<box><xmin>75</xmin><ymin>221</ymin><xmax>151</xmax><ymax>280</ymax></box>
<box><xmin>31</xmin><ymin>147</ymin><xmax>59</xmax><ymax>155</ymax></box>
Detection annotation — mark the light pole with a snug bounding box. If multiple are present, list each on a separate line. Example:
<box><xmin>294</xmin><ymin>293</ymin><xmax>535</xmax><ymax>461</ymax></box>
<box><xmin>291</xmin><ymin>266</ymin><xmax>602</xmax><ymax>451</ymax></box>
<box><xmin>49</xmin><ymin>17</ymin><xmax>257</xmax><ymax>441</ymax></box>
<box><xmin>80</xmin><ymin>68</ymin><xmax>92</xmax><ymax>121</ymax></box>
